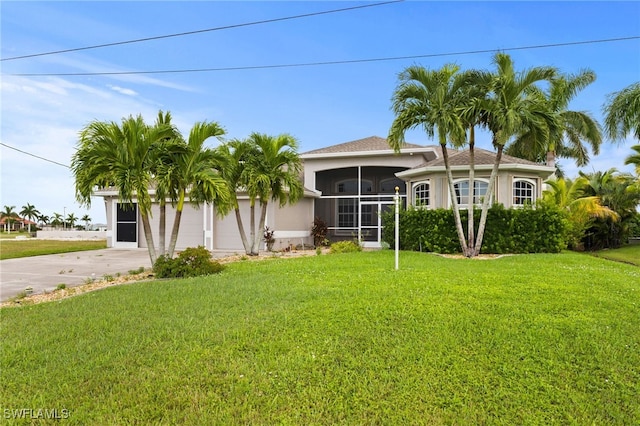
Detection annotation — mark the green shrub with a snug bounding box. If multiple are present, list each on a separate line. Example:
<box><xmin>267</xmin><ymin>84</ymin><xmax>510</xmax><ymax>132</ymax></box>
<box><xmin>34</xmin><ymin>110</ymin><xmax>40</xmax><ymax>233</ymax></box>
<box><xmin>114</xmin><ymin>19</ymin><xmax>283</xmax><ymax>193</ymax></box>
<box><xmin>153</xmin><ymin>246</ymin><xmax>225</xmax><ymax>279</ymax></box>
<box><xmin>382</xmin><ymin>203</ymin><xmax>568</xmax><ymax>254</ymax></box>
<box><xmin>329</xmin><ymin>240</ymin><xmax>362</xmax><ymax>254</ymax></box>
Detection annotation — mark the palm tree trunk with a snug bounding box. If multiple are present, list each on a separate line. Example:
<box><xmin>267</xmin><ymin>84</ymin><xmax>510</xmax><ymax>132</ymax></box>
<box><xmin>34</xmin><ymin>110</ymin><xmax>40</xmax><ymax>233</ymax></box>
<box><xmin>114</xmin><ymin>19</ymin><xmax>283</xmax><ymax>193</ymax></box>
<box><xmin>249</xmin><ymin>201</ymin><xmax>257</xmax><ymax>255</ymax></box>
<box><xmin>467</xmin><ymin>127</ymin><xmax>476</xmax><ymax>256</ymax></box>
<box><xmin>441</xmin><ymin>144</ymin><xmax>470</xmax><ymax>256</ymax></box>
<box><xmin>140</xmin><ymin>212</ymin><xmax>157</xmax><ymax>264</ymax></box>
<box><xmin>252</xmin><ymin>201</ymin><xmax>269</xmax><ymax>254</ymax></box>
<box><xmin>167</xmin><ymin>192</ymin><xmax>185</xmax><ymax>258</ymax></box>
<box><xmin>159</xmin><ymin>200</ymin><xmax>166</xmax><ymax>257</ymax></box>
<box><xmin>473</xmin><ymin>144</ymin><xmax>503</xmax><ymax>256</ymax></box>
<box><xmin>234</xmin><ymin>207</ymin><xmax>252</xmax><ymax>255</ymax></box>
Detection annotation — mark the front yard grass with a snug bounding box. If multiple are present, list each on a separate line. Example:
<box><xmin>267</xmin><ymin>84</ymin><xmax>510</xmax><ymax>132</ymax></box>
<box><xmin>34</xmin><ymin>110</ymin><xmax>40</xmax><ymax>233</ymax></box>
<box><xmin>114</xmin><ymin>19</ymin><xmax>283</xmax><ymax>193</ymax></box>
<box><xmin>0</xmin><ymin>239</ymin><xmax>106</xmax><ymax>260</ymax></box>
<box><xmin>1</xmin><ymin>251</ymin><xmax>638</xmax><ymax>424</ymax></box>
<box><xmin>590</xmin><ymin>242</ymin><xmax>640</xmax><ymax>266</ymax></box>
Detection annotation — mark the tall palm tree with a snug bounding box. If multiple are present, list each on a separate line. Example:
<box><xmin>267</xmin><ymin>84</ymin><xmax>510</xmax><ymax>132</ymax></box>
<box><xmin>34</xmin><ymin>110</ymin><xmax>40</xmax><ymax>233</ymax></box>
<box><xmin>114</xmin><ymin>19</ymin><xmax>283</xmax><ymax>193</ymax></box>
<box><xmin>51</xmin><ymin>213</ymin><xmax>63</xmax><ymax>229</ymax></box>
<box><xmin>20</xmin><ymin>203</ymin><xmax>40</xmax><ymax>233</ymax></box>
<box><xmin>506</xmin><ymin>70</ymin><xmax>602</xmax><ymax>169</ymax></box>
<box><xmin>388</xmin><ymin>64</ymin><xmax>474</xmax><ymax>256</ymax></box>
<box><xmin>473</xmin><ymin>52</ymin><xmax>558</xmax><ymax>256</ymax></box>
<box><xmin>66</xmin><ymin>213</ymin><xmax>78</xmax><ymax>230</ymax></box>
<box><xmin>1</xmin><ymin>205</ymin><xmax>19</xmax><ymax>234</ymax></box>
<box><xmin>38</xmin><ymin>214</ymin><xmax>50</xmax><ymax>227</ymax></box>
<box><xmin>81</xmin><ymin>214</ymin><xmax>92</xmax><ymax>231</ymax></box>
<box><xmin>72</xmin><ymin>114</ymin><xmax>174</xmax><ymax>264</ymax></box>
<box><xmin>160</xmin><ymin>120</ymin><xmax>230</xmax><ymax>258</ymax></box>
<box><xmin>244</xmin><ymin>133</ymin><xmax>304</xmax><ymax>255</ymax></box>
<box><xmin>604</xmin><ymin>82</ymin><xmax>640</xmax><ymax>141</ymax></box>
<box><xmin>218</xmin><ymin>133</ymin><xmax>303</xmax><ymax>255</ymax></box>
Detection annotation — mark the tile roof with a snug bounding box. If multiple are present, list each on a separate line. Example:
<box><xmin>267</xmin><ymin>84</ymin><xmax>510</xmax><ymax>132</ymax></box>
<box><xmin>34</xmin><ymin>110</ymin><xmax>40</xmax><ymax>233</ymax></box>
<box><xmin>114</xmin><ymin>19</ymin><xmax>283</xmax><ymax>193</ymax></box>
<box><xmin>302</xmin><ymin>136</ymin><xmax>427</xmax><ymax>155</ymax></box>
<box><xmin>418</xmin><ymin>147</ymin><xmax>544</xmax><ymax>168</ymax></box>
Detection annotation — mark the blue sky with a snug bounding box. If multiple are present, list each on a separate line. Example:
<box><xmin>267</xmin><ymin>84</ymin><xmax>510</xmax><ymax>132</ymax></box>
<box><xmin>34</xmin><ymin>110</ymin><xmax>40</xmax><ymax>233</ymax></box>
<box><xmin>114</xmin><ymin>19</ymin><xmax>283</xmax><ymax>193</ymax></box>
<box><xmin>1</xmin><ymin>1</ymin><xmax>639</xmax><ymax>224</ymax></box>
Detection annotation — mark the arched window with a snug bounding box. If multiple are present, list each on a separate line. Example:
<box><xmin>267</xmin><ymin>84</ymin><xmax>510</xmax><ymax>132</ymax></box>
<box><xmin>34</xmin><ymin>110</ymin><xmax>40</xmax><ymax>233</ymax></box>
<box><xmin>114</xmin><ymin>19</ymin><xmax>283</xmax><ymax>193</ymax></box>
<box><xmin>453</xmin><ymin>179</ymin><xmax>489</xmax><ymax>207</ymax></box>
<box><xmin>413</xmin><ymin>182</ymin><xmax>430</xmax><ymax>207</ymax></box>
<box><xmin>513</xmin><ymin>179</ymin><xmax>535</xmax><ymax>206</ymax></box>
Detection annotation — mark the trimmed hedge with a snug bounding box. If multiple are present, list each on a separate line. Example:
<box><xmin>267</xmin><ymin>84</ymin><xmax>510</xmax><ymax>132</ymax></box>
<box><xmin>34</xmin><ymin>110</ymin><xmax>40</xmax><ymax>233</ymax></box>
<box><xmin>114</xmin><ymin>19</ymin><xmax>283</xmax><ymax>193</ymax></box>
<box><xmin>381</xmin><ymin>204</ymin><xmax>568</xmax><ymax>254</ymax></box>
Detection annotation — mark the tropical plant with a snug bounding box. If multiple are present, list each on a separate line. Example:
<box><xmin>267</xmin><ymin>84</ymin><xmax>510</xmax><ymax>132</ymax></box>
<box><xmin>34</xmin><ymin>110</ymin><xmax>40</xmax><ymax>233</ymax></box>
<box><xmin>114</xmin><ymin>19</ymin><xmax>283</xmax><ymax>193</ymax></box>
<box><xmin>38</xmin><ymin>214</ymin><xmax>50</xmax><ymax>227</ymax></box>
<box><xmin>388</xmin><ymin>64</ymin><xmax>475</xmax><ymax>256</ymax></box>
<box><xmin>506</xmin><ymin>70</ymin><xmax>602</xmax><ymax>169</ymax></box>
<box><xmin>217</xmin><ymin>133</ymin><xmax>303</xmax><ymax>255</ymax></box>
<box><xmin>577</xmin><ymin>169</ymin><xmax>640</xmax><ymax>249</ymax></box>
<box><xmin>19</xmin><ymin>203</ymin><xmax>40</xmax><ymax>233</ymax></box>
<box><xmin>624</xmin><ymin>144</ymin><xmax>640</xmax><ymax>176</ymax></box>
<box><xmin>604</xmin><ymin>82</ymin><xmax>640</xmax><ymax>141</ymax></box>
<box><xmin>71</xmin><ymin>113</ymin><xmax>175</xmax><ymax>264</ymax></box>
<box><xmin>1</xmin><ymin>205</ymin><xmax>19</xmax><ymax>234</ymax></box>
<box><xmin>81</xmin><ymin>214</ymin><xmax>92</xmax><ymax>231</ymax></box>
<box><xmin>472</xmin><ymin>53</ymin><xmax>558</xmax><ymax>256</ymax></box>
<box><xmin>159</xmin><ymin>121</ymin><xmax>230</xmax><ymax>259</ymax></box>
<box><xmin>311</xmin><ymin>216</ymin><xmax>329</xmax><ymax>247</ymax></box>
<box><xmin>51</xmin><ymin>213</ymin><xmax>63</xmax><ymax>229</ymax></box>
<box><xmin>541</xmin><ymin>177</ymin><xmax>618</xmax><ymax>250</ymax></box>
<box><xmin>66</xmin><ymin>213</ymin><xmax>78</xmax><ymax>230</ymax></box>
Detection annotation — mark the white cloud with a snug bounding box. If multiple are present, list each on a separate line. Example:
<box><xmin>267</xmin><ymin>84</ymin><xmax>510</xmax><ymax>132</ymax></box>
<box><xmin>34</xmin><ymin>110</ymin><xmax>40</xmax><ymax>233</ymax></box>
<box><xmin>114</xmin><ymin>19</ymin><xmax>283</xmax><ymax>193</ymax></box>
<box><xmin>109</xmin><ymin>85</ymin><xmax>138</xmax><ymax>96</ymax></box>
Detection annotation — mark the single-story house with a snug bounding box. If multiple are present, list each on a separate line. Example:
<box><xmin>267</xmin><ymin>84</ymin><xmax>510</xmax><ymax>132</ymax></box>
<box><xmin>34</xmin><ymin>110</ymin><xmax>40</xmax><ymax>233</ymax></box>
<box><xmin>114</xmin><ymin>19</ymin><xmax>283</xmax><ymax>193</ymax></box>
<box><xmin>97</xmin><ymin>136</ymin><xmax>555</xmax><ymax>251</ymax></box>
<box><xmin>0</xmin><ymin>216</ymin><xmax>37</xmax><ymax>232</ymax></box>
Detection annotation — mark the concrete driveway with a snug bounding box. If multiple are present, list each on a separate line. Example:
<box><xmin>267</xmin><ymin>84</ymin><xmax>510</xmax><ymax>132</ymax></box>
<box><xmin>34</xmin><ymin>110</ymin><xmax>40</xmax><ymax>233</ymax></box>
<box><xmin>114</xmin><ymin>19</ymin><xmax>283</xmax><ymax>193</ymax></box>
<box><xmin>0</xmin><ymin>249</ymin><xmax>153</xmax><ymax>302</ymax></box>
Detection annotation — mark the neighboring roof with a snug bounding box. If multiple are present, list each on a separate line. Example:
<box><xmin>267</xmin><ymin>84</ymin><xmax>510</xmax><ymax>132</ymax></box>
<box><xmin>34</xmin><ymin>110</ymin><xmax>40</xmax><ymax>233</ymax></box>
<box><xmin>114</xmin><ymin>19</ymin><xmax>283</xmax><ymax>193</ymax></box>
<box><xmin>301</xmin><ymin>136</ymin><xmax>429</xmax><ymax>156</ymax></box>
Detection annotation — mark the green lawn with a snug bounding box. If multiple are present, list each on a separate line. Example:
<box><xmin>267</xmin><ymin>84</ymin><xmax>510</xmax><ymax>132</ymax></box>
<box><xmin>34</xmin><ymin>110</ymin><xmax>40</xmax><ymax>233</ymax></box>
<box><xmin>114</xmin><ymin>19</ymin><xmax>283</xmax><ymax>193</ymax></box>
<box><xmin>1</xmin><ymin>251</ymin><xmax>638</xmax><ymax>424</ymax></box>
<box><xmin>589</xmin><ymin>242</ymin><xmax>640</xmax><ymax>266</ymax></box>
<box><xmin>0</xmin><ymin>239</ymin><xmax>106</xmax><ymax>260</ymax></box>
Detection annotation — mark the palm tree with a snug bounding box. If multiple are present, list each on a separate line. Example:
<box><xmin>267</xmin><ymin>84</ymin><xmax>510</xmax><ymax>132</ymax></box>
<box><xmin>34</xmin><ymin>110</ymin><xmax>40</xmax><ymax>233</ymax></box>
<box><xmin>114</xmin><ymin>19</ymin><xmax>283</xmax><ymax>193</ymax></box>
<box><xmin>51</xmin><ymin>212</ymin><xmax>63</xmax><ymax>229</ymax></box>
<box><xmin>72</xmin><ymin>113</ymin><xmax>174</xmax><ymax>264</ymax></box>
<box><xmin>472</xmin><ymin>52</ymin><xmax>558</xmax><ymax>256</ymax></box>
<box><xmin>506</xmin><ymin>70</ymin><xmax>602</xmax><ymax>169</ymax></box>
<box><xmin>388</xmin><ymin>64</ymin><xmax>474</xmax><ymax>256</ymax></box>
<box><xmin>159</xmin><ymin>120</ymin><xmax>230</xmax><ymax>258</ymax></box>
<box><xmin>541</xmin><ymin>176</ymin><xmax>618</xmax><ymax>250</ymax></box>
<box><xmin>218</xmin><ymin>133</ymin><xmax>303</xmax><ymax>255</ymax></box>
<box><xmin>38</xmin><ymin>214</ymin><xmax>50</xmax><ymax>228</ymax></box>
<box><xmin>578</xmin><ymin>169</ymin><xmax>640</xmax><ymax>248</ymax></box>
<box><xmin>19</xmin><ymin>203</ymin><xmax>40</xmax><ymax>233</ymax></box>
<box><xmin>604</xmin><ymin>82</ymin><xmax>640</xmax><ymax>141</ymax></box>
<box><xmin>625</xmin><ymin>144</ymin><xmax>640</xmax><ymax>176</ymax></box>
<box><xmin>1</xmin><ymin>205</ymin><xmax>19</xmax><ymax>234</ymax></box>
<box><xmin>81</xmin><ymin>214</ymin><xmax>92</xmax><ymax>231</ymax></box>
<box><xmin>66</xmin><ymin>213</ymin><xmax>78</xmax><ymax>230</ymax></box>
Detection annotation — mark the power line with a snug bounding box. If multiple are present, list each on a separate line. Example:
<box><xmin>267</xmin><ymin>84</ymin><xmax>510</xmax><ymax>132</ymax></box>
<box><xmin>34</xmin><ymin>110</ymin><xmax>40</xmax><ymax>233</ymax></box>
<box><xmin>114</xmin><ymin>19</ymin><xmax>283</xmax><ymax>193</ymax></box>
<box><xmin>7</xmin><ymin>35</ymin><xmax>639</xmax><ymax>77</ymax></box>
<box><xmin>0</xmin><ymin>142</ymin><xmax>70</xmax><ymax>168</ymax></box>
<box><xmin>0</xmin><ymin>0</ymin><xmax>403</xmax><ymax>62</ymax></box>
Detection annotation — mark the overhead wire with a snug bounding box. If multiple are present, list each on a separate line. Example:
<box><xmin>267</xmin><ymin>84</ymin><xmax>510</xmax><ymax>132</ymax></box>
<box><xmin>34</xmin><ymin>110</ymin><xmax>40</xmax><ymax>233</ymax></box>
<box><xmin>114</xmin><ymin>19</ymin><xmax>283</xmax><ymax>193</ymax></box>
<box><xmin>0</xmin><ymin>0</ymin><xmax>403</xmax><ymax>62</ymax></box>
<box><xmin>0</xmin><ymin>142</ymin><xmax>70</xmax><ymax>168</ymax></box>
<box><xmin>6</xmin><ymin>35</ymin><xmax>639</xmax><ymax>77</ymax></box>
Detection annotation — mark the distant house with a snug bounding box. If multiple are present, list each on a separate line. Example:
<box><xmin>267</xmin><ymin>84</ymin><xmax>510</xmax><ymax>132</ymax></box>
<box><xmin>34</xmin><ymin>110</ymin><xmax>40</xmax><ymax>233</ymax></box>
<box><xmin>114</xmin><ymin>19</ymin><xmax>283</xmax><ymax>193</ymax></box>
<box><xmin>0</xmin><ymin>216</ymin><xmax>37</xmax><ymax>232</ymax></box>
<box><xmin>97</xmin><ymin>136</ymin><xmax>554</xmax><ymax>251</ymax></box>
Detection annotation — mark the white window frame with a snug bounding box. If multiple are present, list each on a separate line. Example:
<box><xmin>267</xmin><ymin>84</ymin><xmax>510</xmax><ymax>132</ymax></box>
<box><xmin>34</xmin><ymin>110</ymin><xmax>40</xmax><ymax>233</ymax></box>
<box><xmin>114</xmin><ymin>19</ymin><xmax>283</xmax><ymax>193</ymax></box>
<box><xmin>412</xmin><ymin>181</ymin><xmax>431</xmax><ymax>208</ymax></box>
<box><xmin>451</xmin><ymin>179</ymin><xmax>490</xmax><ymax>209</ymax></box>
<box><xmin>512</xmin><ymin>178</ymin><xmax>536</xmax><ymax>207</ymax></box>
